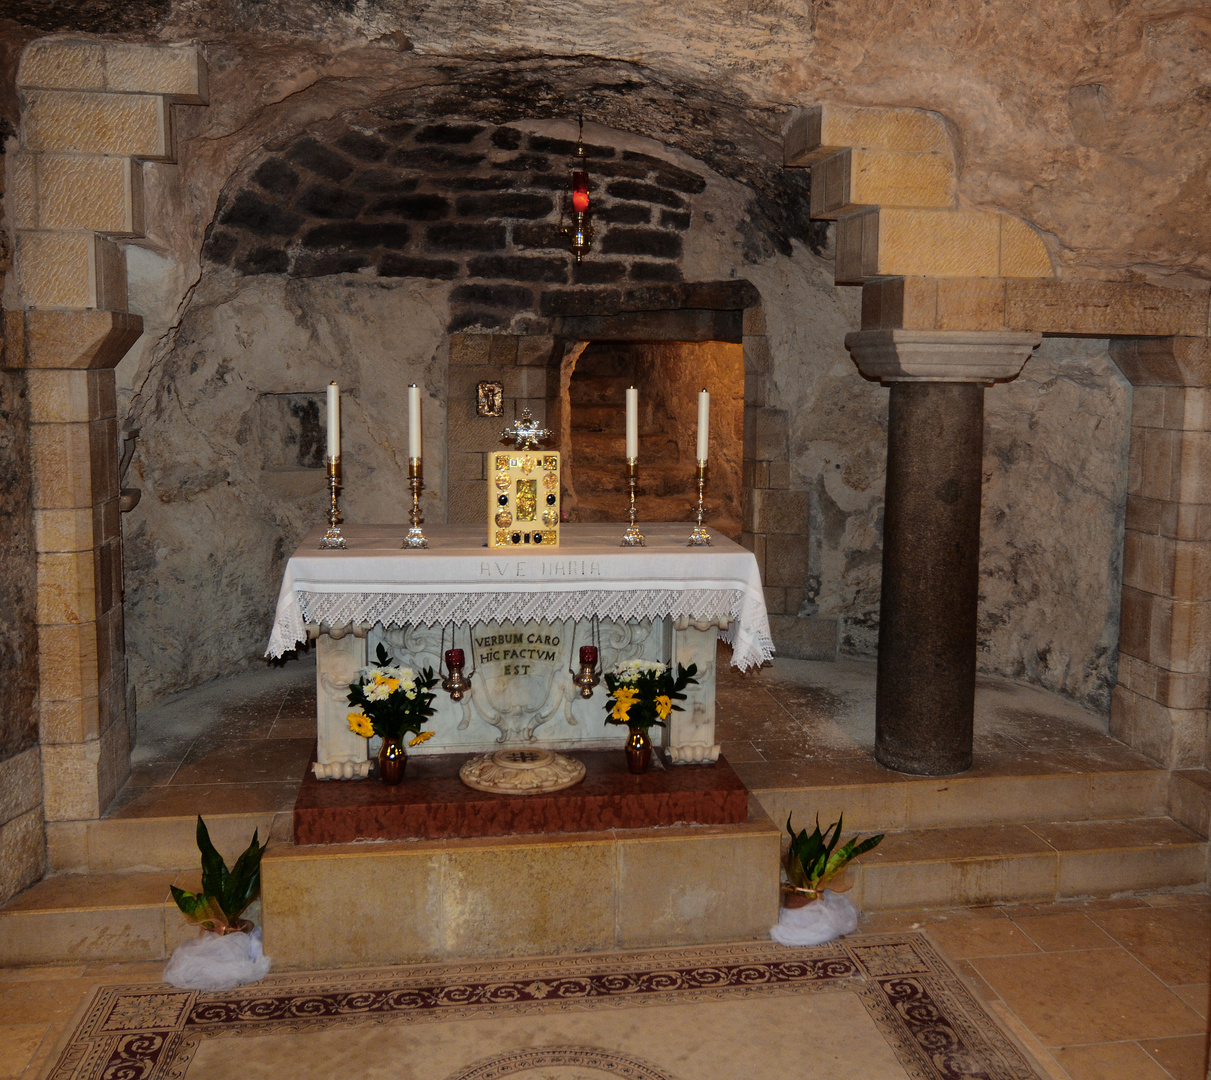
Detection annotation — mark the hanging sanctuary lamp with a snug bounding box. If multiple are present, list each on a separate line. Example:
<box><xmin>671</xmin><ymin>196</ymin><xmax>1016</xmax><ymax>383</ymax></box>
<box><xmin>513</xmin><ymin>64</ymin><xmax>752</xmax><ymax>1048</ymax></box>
<box><xmin>561</xmin><ymin>115</ymin><xmax>593</xmax><ymax>263</ymax></box>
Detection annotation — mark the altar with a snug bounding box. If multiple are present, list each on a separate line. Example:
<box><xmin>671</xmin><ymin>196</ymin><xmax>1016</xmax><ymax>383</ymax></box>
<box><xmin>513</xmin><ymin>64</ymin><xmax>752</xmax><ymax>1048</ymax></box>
<box><xmin>267</xmin><ymin>523</ymin><xmax>772</xmax><ymax>780</ymax></box>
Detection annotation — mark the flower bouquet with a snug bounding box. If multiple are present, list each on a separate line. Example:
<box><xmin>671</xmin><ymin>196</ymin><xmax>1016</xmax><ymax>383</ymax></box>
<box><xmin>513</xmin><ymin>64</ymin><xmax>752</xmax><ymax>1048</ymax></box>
<box><xmin>347</xmin><ymin>643</ymin><xmax>439</xmax><ymax>784</ymax></box>
<box><xmin>603</xmin><ymin>658</ymin><xmax>698</xmax><ymax>773</ymax></box>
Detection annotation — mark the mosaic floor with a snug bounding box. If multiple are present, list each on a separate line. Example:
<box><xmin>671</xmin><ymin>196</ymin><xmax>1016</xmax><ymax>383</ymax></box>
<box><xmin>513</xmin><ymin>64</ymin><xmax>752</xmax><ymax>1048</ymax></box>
<box><xmin>21</xmin><ymin>935</ymin><xmax>1043</xmax><ymax>1080</ymax></box>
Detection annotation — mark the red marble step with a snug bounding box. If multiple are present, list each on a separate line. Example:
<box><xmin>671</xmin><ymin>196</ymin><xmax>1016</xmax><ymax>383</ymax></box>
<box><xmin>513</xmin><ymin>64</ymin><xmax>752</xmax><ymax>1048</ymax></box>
<box><xmin>293</xmin><ymin>750</ymin><xmax>749</xmax><ymax>845</ymax></box>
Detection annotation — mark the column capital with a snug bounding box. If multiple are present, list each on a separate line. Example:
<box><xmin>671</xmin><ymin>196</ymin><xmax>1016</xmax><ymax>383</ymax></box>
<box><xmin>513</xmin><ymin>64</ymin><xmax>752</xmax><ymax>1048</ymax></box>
<box><xmin>844</xmin><ymin>329</ymin><xmax>1042</xmax><ymax>384</ymax></box>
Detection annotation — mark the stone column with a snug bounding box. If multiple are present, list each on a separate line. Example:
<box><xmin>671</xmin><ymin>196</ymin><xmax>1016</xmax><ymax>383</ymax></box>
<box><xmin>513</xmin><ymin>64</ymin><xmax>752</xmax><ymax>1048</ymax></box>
<box><xmin>1108</xmin><ymin>337</ymin><xmax>1210</xmax><ymax>769</ymax></box>
<box><xmin>844</xmin><ymin>330</ymin><xmax>1041</xmax><ymax>775</ymax></box>
<box><xmin>12</xmin><ymin>311</ymin><xmax>142</xmax><ymax>825</ymax></box>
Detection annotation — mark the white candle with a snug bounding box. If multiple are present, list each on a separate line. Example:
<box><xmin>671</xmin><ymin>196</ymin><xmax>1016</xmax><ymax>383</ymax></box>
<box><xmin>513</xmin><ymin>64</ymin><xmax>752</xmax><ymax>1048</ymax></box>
<box><xmin>408</xmin><ymin>384</ymin><xmax>422</xmax><ymax>460</ymax></box>
<box><xmin>696</xmin><ymin>389</ymin><xmax>710</xmax><ymax>464</ymax></box>
<box><xmin>625</xmin><ymin>386</ymin><xmax>638</xmax><ymax>461</ymax></box>
<box><xmin>326</xmin><ymin>382</ymin><xmax>340</xmax><ymax>461</ymax></box>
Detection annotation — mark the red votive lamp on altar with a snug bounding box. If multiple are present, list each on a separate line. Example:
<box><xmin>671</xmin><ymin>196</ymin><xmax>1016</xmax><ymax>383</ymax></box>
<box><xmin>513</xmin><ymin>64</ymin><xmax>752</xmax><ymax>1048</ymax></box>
<box><xmin>572</xmin><ymin>645</ymin><xmax>600</xmax><ymax>698</ymax></box>
<box><xmin>442</xmin><ymin>648</ymin><xmax>471</xmax><ymax>701</ymax></box>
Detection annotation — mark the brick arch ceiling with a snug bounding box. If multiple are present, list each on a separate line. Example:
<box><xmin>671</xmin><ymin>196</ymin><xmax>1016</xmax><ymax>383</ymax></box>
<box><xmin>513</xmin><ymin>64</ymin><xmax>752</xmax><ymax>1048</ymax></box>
<box><xmin>209</xmin><ymin>118</ymin><xmax>735</xmax><ymax>326</ymax></box>
<box><xmin>200</xmin><ymin>58</ymin><xmax>819</xmax><ymax>290</ymax></box>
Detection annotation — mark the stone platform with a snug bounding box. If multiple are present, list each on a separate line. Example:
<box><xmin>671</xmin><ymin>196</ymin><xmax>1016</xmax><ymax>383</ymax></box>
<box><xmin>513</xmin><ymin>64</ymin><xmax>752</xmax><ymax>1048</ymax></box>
<box><xmin>5</xmin><ymin>650</ymin><xmax>1206</xmax><ymax>970</ymax></box>
<box><xmin>293</xmin><ymin>750</ymin><xmax>750</xmax><ymax>844</ymax></box>
<box><xmin>263</xmin><ymin>809</ymin><xmax>780</xmax><ymax>969</ymax></box>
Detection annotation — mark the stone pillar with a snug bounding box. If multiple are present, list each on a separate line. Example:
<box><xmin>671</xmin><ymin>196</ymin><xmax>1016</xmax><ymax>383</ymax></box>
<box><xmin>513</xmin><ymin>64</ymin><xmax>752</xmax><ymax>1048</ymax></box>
<box><xmin>1109</xmin><ymin>337</ymin><xmax>1211</xmax><ymax>768</ymax></box>
<box><xmin>12</xmin><ymin>312</ymin><xmax>143</xmax><ymax>823</ymax></box>
<box><xmin>8</xmin><ymin>38</ymin><xmax>205</xmax><ymax>843</ymax></box>
<box><xmin>845</xmin><ymin>330</ymin><xmax>1041</xmax><ymax>775</ymax></box>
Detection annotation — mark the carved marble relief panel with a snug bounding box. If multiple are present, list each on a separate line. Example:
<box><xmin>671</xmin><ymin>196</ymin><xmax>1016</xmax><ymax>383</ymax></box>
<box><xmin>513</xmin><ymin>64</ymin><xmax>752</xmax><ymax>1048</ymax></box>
<box><xmin>371</xmin><ymin>618</ymin><xmax>666</xmax><ymax>755</ymax></box>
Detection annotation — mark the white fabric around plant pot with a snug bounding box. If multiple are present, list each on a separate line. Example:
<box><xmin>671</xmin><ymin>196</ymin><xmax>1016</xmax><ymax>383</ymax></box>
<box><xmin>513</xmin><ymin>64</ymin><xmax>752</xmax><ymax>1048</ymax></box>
<box><xmin>769</xmin><ymin>890</ymin><xmax>858</xmax><ymax>946</ymax></box>
<box><xmin>163</xmin><ymin>927</ymin><xmax>271</xmax><ymax>991</ymax></box>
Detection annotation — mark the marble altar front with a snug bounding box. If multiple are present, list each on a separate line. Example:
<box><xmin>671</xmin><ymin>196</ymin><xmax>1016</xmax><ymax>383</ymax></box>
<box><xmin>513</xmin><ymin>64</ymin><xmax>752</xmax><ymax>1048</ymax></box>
<box><xmin>267</xmin><ymin>523</ymin><xmax>772</xmax><ymax>780</ymax></box>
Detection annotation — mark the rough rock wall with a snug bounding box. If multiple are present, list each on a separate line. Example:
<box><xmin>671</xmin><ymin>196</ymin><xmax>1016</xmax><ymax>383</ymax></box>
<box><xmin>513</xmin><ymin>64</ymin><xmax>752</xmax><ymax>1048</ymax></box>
<box><xmin>981</xmin><ymin>339</ymin><xmax>1132</xmax><ymax>714</ymax></box>
<box><xmin>759</xmin><ymin>250</ymin><xmax>1131</xmax><ymax>713</ymax></box>
<box><xmin>122</xmin><ymin>270</ymin><xmax>450</xmax><ymax>700</ymax></box>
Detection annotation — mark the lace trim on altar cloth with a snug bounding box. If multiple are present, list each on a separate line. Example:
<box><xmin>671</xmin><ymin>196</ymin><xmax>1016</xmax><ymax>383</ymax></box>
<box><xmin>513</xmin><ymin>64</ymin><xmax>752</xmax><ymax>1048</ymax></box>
<box><xmin>266</xmin><ymin>588</ymin><xmax>775</xmax><ymax>671</ymax></box>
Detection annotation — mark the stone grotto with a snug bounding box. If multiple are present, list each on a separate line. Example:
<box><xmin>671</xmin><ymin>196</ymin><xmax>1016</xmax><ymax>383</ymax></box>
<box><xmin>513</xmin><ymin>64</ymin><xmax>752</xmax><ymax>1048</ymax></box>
<box><xmin>0</xmin><ymin>2</ymin><xmax>1209</xmax><ymax>1077</ymax></box>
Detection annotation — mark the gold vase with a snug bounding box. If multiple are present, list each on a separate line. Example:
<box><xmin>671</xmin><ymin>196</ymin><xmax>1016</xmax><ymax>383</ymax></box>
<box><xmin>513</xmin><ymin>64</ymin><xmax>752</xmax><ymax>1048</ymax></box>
<box><xmin>378</xmin><ymin>737</ymin><xmax>407</xmax><ymax>785</ymax></box>
<box><xmin>625</xmin><ymin>728</ymin><xmax>652</xmax><ymax>774</ymax></box>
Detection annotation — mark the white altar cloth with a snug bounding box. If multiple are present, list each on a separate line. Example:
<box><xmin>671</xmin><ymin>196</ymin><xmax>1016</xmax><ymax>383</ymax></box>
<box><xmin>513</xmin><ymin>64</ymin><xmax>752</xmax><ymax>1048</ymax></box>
<box><xmin>266</xmin><ymin>523</ymin><xmax>773</xmax><ymax>670</ymax></box>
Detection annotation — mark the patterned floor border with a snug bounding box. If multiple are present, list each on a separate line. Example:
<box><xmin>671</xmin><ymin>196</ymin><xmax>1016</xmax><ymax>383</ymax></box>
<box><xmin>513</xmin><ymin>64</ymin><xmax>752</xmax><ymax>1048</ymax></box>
<box><xmin>43</xmin><ymin>933</ymin><xmax>1045</xmax><ymax>1080</ymax></box>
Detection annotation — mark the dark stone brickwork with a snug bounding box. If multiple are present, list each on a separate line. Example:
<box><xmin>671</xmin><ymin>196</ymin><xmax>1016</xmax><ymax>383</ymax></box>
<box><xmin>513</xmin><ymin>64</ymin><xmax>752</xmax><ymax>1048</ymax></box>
<box><xmin>204</xmin><ymin>121</ymin><xmax>711</xmax><ymax>331</ymax></box>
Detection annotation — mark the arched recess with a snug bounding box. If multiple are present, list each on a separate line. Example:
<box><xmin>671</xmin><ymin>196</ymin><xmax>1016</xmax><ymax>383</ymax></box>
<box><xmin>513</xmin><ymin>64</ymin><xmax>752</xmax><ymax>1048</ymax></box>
<box><xmin>116</xmin><ymin>109</ymin><xmax>822</xmax><ymax>711</ymax></box>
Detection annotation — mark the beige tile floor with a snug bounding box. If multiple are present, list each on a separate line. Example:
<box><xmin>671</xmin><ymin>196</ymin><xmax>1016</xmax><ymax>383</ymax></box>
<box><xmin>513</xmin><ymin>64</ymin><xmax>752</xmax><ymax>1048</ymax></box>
<box><xmin>3</xmin><ymin>649</ymin><xmax>1206</xmax><ymax>1079</ymax></box>
<box><xmin>859</xmin><ymin>894</ymin><xmax>1211</xmax><ymax>1080</ymax></box>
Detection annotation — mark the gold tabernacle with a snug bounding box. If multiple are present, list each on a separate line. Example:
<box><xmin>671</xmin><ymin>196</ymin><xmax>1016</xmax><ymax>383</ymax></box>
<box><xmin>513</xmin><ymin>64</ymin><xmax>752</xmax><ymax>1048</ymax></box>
<box><xmin>488</xmin><ymin>452</ymin><xmax>560</xmax><ymax>547</ymax></box>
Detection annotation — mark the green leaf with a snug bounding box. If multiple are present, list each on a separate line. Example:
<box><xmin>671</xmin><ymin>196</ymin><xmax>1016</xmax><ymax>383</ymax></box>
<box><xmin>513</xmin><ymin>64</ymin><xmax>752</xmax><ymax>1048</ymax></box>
<box><xmin>223</xmin><ymin>829</ymin><xmax>266</xmax><ymax>921</ymax></box>
<box><xmin>822</xmin><ymin>814</ymin><xmax>844</xmax><ymax>863</ymax></box>
<box><xmin>196</xmin><ymin>816</ymin><xmax>229</xmax><ymax>902</ymax></box>
<box><xmin>170</xmin><ymin>886</ymin><xmax>229</xmax><ymax>931</ymax></box>
<box><xmin>170</xmin><ymin>884</ymin><xmax>208</xmax><ymax>921</ymax></box>
<box><xmin>849</xmin><ymin>834</ymin><xmax>884</xmax><ymax>858</ymax></box>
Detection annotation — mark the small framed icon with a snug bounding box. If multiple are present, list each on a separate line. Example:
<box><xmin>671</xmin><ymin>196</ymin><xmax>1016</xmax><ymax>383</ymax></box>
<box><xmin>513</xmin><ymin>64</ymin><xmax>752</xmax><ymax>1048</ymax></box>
<box><xmin>476</xmin><ymin>381</ymin><xmax>504</xmax><ymax>417</ymax></box>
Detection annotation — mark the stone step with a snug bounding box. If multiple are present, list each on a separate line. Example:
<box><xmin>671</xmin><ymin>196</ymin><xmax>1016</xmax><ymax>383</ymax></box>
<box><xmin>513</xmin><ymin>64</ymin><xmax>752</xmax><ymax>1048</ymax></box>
<box><xmin>1169</xmin><ymin>767</ymin><xmax>1211</xmax><ymax>839</ymax></box>
<box><xmin>47</xmin><ymin>804</ymin><xmax>291</xmax><ymax>875</ymax></box>
<box><xmin>574</xmin><ymin>496</ymin><xmax>703</xmax><ymax>524</ymax></box>
<box><xmin>568</xmin><ymin>374</ymin><xmax>636</xmax><ymax>405</ymax></box>
<box><xmin>1</xmin><ymin>817</ymin><xmax>779</xmax><ymax>969</ymax></box>
<box><xmin>848</xmin><ymin>816</ymin><xmax>1206</xmax><ymax>911</ymax></box>
<box><xmin>0</xmin><ymin>870</ymin><xmax>206</xmax><ymax>966</ymax></box>
<box><xmin>4</xmin><ymin>813</ymin><xmax>1202</xmax><ymax>965</ymax></box>
<box><xmin>572</xmin><ymin>470</ymin><xmax>699</xmax><ymax>499</ymax></box>
<box><xmin>569</xmin><ymin>430</ymin><xmax>682</xmax><ymax>458</ymax></box>
<box><xmin>740</xmin><ymin>744</ymin><xmax>1172</xmax><ymax>833</ymax></box>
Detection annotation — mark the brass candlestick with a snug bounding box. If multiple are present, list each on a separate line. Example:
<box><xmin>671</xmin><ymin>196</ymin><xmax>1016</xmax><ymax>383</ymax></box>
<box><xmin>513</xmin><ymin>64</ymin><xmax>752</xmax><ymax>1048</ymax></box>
<box><xmin>688</xmin><ymin>461</ymin><xmax>712</xmax><ymax>546</ymax></box>
<box><xmin>620</xmin><ymin>458</ymin><xmax>645</xmax><ymax>547</ymax></box>
<box><xmin>319</xmin><ymin>457</ymin><xmax>346</xmax><ymax>549</ymax></box>
<box><xmin>402</xmin><ymin>457</ymin><xmax>429</xmax><ymax>549</ymax></box>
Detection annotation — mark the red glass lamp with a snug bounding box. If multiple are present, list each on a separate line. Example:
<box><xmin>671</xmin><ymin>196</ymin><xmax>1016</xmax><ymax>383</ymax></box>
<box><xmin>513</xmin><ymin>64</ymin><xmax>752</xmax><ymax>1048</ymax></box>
<box><xmin>562</xmin><ymin>116</ymin><xmax>593</xmax><ymax>262</ymax></box>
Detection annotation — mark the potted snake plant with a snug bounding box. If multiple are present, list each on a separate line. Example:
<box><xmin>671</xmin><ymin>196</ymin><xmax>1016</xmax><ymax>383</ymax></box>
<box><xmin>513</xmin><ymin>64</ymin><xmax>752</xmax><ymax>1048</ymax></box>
<box><xmin>782</xmin><ymin>813</ymin><xmax>884</xmax><ymax>908</ymax></box>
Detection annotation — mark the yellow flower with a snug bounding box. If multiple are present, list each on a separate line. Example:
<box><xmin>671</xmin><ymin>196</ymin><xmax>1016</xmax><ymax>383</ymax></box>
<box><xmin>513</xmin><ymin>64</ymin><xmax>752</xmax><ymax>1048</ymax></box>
<box><xmin>655</xmin><ymin>695</ymin><xmax>672</xmax><ymax>720</ymax></box>
<box><xmin>611</xmin><ymin>685</ymin><xmax>638</xmax><ymax>722</ymax></box>
<box><xmin>347</xmin><ymin>711</ymin><xmax>374</xmax><ymax>738</ymax></box>
<box><xmin>409</xmin><ymin>730</ymin><xmax>434</xmax><ymax>747</ymax></box>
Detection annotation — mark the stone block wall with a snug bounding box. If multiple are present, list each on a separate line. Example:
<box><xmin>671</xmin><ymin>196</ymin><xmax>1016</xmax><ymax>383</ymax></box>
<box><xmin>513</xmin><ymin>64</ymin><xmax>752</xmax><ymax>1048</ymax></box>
<box><xmin>1110</xmin><ymin>338</ymin><xmax>1211</xmax><ymax>769</ymax></box>
<box><xmin>0</xmin><ymin>49</ymin><xmax>47</xmax><ymax>899</ymax></box>
<box><xmin>447</xmin><ymin>333</ymin><xmax>556</xmax><ymax>523</ymax></box>
<box><xmin>9</xmin><ymin>37</ymin><xmax>201</xmax><ymax>829</ymax></box>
